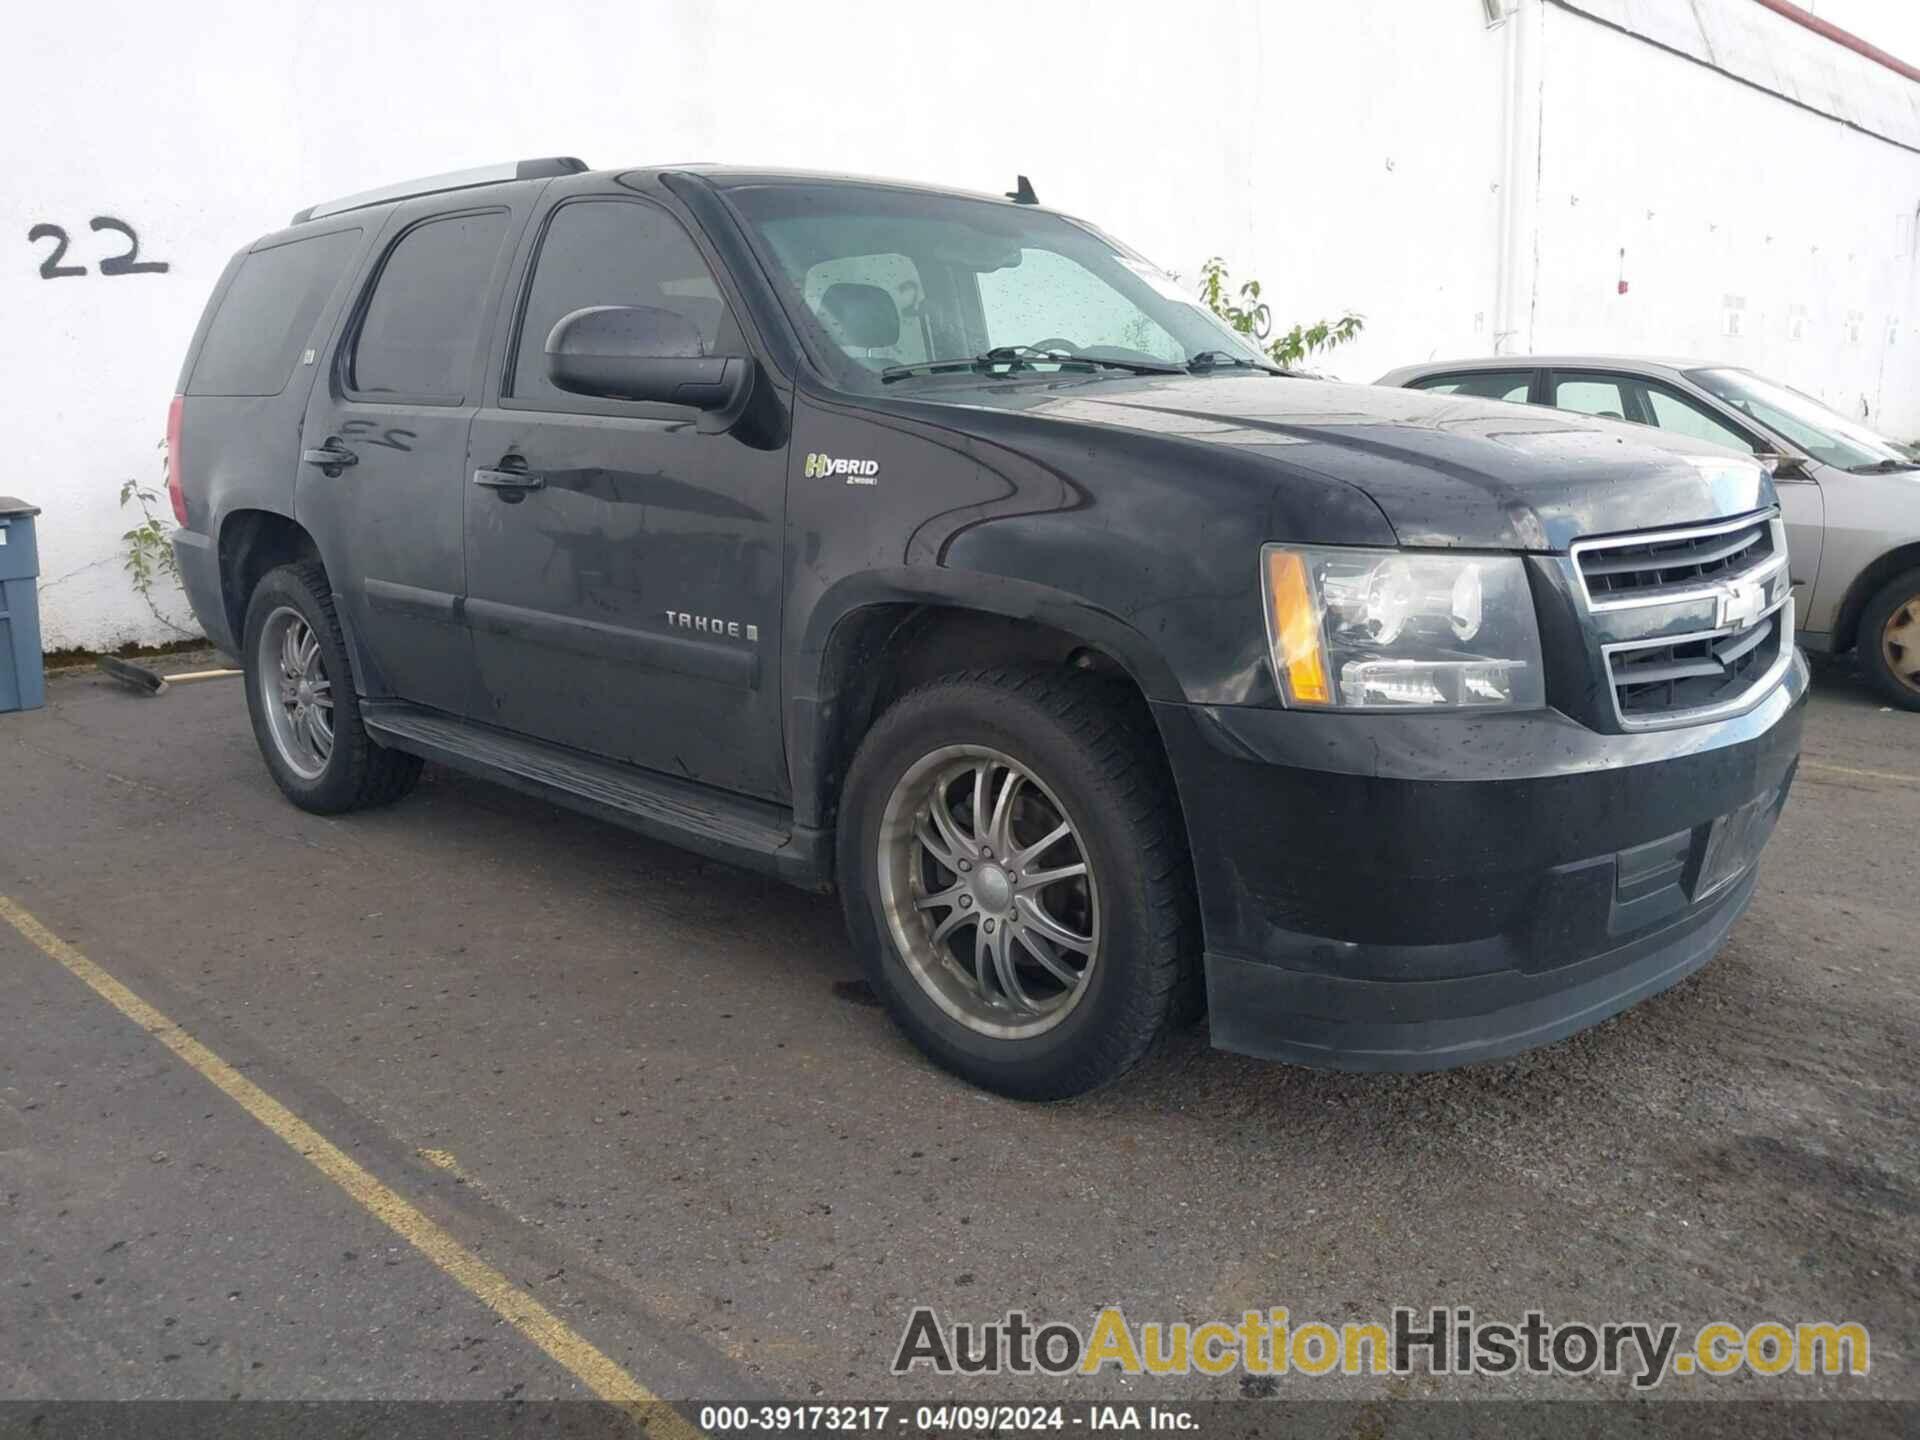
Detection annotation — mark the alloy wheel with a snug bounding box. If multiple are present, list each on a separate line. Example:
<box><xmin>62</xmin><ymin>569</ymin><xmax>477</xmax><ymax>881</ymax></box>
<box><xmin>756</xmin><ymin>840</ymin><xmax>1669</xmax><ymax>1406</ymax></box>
<box><xmin>257</xmin><ymin>606</ymin><xmax>335</xmax><ymax>781</ymax></box>
<box><xmin>876</xmin><ymin>745</ymin><xmax>1101</xmax><ymax>1039</ymax></box>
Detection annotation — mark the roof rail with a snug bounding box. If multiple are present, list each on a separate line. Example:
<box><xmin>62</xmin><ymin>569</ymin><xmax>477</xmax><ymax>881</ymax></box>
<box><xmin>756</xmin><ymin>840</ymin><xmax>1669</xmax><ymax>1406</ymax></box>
<box><xmin>291</xmin><ymin>156</ymin><xmax>588</xmax><ymax>224</ymax></box>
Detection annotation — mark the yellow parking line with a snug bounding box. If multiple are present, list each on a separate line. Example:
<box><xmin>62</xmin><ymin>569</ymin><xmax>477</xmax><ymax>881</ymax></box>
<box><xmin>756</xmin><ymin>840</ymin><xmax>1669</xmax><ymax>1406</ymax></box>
<box><xmin>1802</xmin><ymin>761</ymin><xmax>1920</xmax><ymax>787</ymax></box>
<box><xmin>0</xmin><ymin>896</ymin><xmax>701</xmax><ymax>1437</ymax></box>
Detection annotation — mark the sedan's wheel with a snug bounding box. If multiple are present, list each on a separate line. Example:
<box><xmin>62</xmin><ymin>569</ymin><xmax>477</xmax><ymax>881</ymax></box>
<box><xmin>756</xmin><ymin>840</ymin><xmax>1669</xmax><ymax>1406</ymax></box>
<box><xmin>840</xmin><ymin>667</ymin><xmax>1198</xmax><ymax>1100</ymax></box>
<box><xmin>878</xmin><ymin>746</ymin><xmax>1100</xmax><ymax>1040</ymax></box>
<box><xmin>1861</xmin><ymin>568</ymin><xmax>1920</xmax><ymax>712</ymax></box>
<box><xmin>1878</xmin><ymin>595</ymin><xmax>1920</xmax><ymax>695</ymax></box>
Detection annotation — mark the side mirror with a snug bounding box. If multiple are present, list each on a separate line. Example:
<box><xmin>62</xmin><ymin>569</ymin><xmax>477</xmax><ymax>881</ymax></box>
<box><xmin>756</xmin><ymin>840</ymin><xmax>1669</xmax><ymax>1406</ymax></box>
<box><xmin>1756</xmin><ymin>451</ymin><xmax>1812</xmax><ymax>481</ymax></box>
<box><xmin>546</xmin><ymin>305</ymin><xmax>755</xmax><ymax>433</ymax></box>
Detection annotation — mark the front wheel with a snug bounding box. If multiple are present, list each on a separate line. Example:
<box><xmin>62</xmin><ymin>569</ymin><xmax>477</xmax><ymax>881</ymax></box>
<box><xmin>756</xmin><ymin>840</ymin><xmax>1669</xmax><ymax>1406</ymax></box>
<box><xmin>1860</xmin><ymin>568</ymin><xmax>1920</xmax><ymax>712</ymax></box>
<box><xmin>241</xmin><ymin>561</ymin><xmax>423</xmax><ymax>812</ymax></box>
<box><xmin>838</xmin><ymin>668</ymin><xmax>1198</xmax><ymax>1100</ymax></box>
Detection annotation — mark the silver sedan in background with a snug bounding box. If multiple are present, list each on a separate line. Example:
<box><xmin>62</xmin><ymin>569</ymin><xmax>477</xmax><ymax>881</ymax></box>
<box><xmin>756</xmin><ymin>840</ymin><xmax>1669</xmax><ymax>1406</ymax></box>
<box><xmin>1376</xmin><ymin>356</ymin><xmax>1920</xmax><ymax>710</ymax></box>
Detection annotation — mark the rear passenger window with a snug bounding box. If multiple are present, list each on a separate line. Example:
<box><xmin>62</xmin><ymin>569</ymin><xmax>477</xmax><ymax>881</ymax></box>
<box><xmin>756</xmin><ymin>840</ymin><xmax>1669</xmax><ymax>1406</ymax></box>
<box><xmin>351</xmin><ymin>211</ymin><xmax>510</xmax><ymax>401</ymax></box>
<box><xmin>1551</xmin><ymin>374</ymin><xmax>1634</xmax><ymax>421</ymax></box>
<box><xmin>188</xmin><ymin>229</ymin><xmax>361</xmax><ymax>397</ymax></box>
<box><xmin>1409</xmin><ymin>371</ymin><xmax>1533</xmax><ymax>402</ymax></box>
<box><xmin>511</xmin><ymin>200</ymin><xmax>737</xmax><ymax>404</ymax></box>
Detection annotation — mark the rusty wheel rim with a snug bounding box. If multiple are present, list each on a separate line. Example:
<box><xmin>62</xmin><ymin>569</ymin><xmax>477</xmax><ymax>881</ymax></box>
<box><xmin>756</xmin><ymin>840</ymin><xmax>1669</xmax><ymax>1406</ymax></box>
<box><xmin>1882</xmin><ymin>593</ymin><xmax>1920</xmax><ymax>698</ymax></box>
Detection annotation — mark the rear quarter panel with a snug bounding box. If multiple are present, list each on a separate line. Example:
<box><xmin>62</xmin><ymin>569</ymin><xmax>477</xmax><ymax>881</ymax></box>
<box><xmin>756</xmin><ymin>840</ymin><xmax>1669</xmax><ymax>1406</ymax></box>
<box><xmin>176</xmin><ymin>222</ymin><xmax>376</xmax><ymax>548</ymax></box>
<box><xmin>1812</xmin><ymin>469</ymin><xmax>1920</xmax><ymax>639</ymax></box>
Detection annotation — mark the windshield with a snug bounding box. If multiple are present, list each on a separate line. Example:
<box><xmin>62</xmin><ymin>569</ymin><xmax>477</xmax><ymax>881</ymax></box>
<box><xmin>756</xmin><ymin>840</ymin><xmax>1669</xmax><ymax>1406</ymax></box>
<box><xmin>1687</xmin><ymin>367</ymin><xmax>1912</xmax><ymax>472</ymax></box>
<box><xmin>722</xmin><ymin>182</ymin><xmax>1269</xmax><ymax>389</ymax></box>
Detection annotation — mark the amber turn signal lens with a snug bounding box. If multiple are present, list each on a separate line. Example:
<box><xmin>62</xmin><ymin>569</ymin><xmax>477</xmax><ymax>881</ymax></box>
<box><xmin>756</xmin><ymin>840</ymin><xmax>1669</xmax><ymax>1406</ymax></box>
<box><xmin>1264</xmin><ymin>548</ymin><xmax>1331</xmax><ymax>706</ymax></box>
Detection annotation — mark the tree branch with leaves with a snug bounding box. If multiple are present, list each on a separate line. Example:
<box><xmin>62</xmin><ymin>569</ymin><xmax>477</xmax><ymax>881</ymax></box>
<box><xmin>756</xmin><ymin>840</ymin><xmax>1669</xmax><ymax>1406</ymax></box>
<box><xmin>118</xmin><ymin>440</ymin><xmax>195</xmax><ymax>638</ymax></box>
<box><xmin>1196</xmin><ymin>257</ymin><xmax>1363</xmax><ymax>370</ymax></box>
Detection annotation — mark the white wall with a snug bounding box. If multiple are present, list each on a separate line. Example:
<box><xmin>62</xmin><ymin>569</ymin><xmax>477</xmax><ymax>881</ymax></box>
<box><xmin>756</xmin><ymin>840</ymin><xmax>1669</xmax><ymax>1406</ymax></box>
<box><xmin>3</xmin><ymin>0</ymin><xmax>1917</xmax><ymax>650</ymax></box>
<box><xmin>1523</xmin><ymin>0</ymin><xmax>1920</xmax><ymax>429</ymax></box>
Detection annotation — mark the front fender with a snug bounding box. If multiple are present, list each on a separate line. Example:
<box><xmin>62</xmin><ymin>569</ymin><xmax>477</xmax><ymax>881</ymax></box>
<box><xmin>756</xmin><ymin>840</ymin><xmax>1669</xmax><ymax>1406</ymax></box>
<box><xmin>780</xmin><ymin>384</ymin><xmax>1386</xmax><ymax>827</ymax></box>
<box><xmin>790</xmin><ymin>565</ymin><xmax>1184</xmax><ymax>707</ymax></box>
<box><xmin>785</xmin><ymin>567</ymin><xmax>1186</xmax><ymax>832</ymax></box>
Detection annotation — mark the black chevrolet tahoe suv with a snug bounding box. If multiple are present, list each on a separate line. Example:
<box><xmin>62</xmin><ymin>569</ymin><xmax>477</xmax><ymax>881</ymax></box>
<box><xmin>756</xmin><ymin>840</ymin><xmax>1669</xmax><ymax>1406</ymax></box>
<box><xmin>169</xmin><ymin>157</ymin><xmax>1807</xmax><ymax>1099</ymax></box>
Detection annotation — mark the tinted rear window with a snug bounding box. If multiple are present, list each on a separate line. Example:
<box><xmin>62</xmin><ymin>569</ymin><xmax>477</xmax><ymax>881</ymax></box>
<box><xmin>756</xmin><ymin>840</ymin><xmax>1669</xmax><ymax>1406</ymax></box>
<box><xmin>188</xmin><ymin>229</ymin><xmax>361</xmax><ymax>397</ymax></box>
<box><xmin>350</xmin><ymin>210</ymin><xmax>511</xmax><ymax>401</ymax></box>
<box><xmin>1410</xmin><ymin>370</ymin><xmax>1533</xmax><ymax>402</ymax></box>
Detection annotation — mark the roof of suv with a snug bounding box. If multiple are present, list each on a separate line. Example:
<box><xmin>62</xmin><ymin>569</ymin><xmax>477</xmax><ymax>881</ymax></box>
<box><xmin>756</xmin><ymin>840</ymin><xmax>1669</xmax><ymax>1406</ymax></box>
<box><xmin>290</xmin><ymin>156</ymin><xmax>1049</xmax><ymax>227</ymax></box>
<box><xmin>642</xmin><ymin>164</ymin><xmax>1033</xmax><ymax>204</ymax></box>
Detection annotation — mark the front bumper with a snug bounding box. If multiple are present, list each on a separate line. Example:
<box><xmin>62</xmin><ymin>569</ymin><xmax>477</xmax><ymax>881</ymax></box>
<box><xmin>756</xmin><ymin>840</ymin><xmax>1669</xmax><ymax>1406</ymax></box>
<box><xmin>1153</xmin><ymin>649</ymin><xmax>1808</xmax><ymax>1071</ymax></box>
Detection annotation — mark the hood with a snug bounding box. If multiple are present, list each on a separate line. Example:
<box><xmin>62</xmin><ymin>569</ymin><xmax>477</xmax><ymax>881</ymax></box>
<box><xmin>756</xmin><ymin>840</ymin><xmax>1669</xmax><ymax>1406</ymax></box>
<box><xmin>927</xmin><ymin>373</ymin><xmax>1774</xmax><ymax>551</ymax></box>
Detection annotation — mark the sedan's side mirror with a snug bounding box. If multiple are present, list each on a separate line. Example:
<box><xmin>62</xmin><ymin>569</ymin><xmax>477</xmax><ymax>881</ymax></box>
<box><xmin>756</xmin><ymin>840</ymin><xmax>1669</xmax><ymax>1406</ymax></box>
<box><xmin>546</xmin><ymin>305</ymin><xmax>755</xmax><ymax>434</ymax></box>
<box><xmin>1756</xmin><ymin>450</ymin><xmax>1812</xmax><ymax>481</ymax></box>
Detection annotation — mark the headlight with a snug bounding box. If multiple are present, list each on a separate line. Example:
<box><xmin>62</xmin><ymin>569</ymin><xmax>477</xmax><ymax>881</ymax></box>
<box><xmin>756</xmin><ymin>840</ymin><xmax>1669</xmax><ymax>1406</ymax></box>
<box><xmin>1261</xmin><ymin>545</ymin><xmax>1545</xmax><ymax>711</ymax></box>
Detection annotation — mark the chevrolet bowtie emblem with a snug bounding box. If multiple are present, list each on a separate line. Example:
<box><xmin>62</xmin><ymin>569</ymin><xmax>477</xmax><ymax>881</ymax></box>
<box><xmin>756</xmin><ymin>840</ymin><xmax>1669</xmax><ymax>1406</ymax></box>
<box><xmin>1715</xmin><ymin>577</ymin><xmax>1766</xmax><ymax>630</ymax></box>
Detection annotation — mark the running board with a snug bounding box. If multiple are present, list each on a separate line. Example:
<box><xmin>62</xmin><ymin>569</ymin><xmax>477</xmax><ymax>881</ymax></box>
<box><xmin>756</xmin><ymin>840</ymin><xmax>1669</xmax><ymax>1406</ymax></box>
<box><xmin>361</xmin><ymin>702</ymin><xmax>829</xmax><ymax>890</ymax></box>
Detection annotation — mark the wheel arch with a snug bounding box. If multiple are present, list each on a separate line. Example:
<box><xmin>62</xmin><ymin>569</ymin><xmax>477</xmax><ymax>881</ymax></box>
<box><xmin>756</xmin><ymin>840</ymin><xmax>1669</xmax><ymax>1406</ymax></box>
<box><xmin>789</xmin><ymin>571</ymin><xmax>1185</xmax><ymax>836</ymax></box>
<box><xmin>216</xmin><ymin>508</ymin><xmax>323</xmax><ymax>648</ymax></box>
<box><xmin>1832</xmin><ymin>541</ymin><xmax>1920</xmax><ymax>653</ymax></box>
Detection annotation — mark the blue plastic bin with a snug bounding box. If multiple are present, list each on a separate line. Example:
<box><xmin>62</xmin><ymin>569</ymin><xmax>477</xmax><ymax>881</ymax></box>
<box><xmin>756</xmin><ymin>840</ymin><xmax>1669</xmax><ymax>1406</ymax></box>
<box><xmin>0</xmin><ymin>497</ymin><xmax>45</xmax><ymax>714</ymax></box>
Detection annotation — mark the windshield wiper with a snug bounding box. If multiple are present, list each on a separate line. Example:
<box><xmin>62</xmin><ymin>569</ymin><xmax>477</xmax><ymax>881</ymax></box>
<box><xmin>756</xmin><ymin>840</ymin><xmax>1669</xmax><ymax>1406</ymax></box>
<box><xmin>880</xmin><ymin>346</ymin><xmax>1184</xmax><ymax>384</ymax></box>
<box><xmin>1848</xmin><ymin>458</ymin><xmax>1920</xmax><ymax>474</ymax></box>
<box><xmin>1186</xmin><ymin>350</ymin><xmax>1286</xmax><ymax>375</ymax></box>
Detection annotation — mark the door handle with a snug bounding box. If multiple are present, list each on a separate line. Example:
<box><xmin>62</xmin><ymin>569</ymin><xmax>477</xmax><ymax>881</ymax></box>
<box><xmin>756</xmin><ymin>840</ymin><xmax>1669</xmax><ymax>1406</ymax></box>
<box><xmin>473</xmin><ymin>467</ymin><xmax>545</xmax><ymax>492</ymax></box>
<box><xmin>302</xmin><ymin>439</ymin><xmax>358</xmax><ymax>470</ymax></box>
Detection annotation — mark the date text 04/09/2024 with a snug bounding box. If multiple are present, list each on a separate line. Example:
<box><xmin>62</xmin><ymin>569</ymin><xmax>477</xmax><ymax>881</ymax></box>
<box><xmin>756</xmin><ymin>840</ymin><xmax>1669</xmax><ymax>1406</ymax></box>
<box><xmin>695</xmin><ymin>1404</ymin><xmax>1198</xmax><ymax>1432</ymax></box>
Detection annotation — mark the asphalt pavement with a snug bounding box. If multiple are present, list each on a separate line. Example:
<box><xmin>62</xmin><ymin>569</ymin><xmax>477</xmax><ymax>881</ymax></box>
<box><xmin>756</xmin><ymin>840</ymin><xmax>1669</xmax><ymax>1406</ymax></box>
<box><xmin>1</xmin><ymin>655</ymin><xmax>1915</xmax><ymax>1414</ymax></box>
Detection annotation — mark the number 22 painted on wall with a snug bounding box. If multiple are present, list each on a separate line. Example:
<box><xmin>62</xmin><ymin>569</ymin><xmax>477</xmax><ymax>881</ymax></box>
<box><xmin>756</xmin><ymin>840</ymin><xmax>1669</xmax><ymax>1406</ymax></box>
<box><xmin>28</xmin><ymin>217</ymin><xmax>170</xmax><ymax>278</ymax></box>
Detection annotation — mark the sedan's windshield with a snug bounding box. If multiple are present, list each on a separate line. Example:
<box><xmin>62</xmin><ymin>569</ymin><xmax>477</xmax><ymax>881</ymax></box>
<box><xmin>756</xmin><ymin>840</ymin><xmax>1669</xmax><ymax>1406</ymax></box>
<box><xmin>1687</xmin><ymin>367</ymin><xmax>1913</xmax><ymax>472</ymax></box>
<box><xmin>723</xmin><ymin>182</ymin><xmax>1271</xmax><ymax>389</ymax></box>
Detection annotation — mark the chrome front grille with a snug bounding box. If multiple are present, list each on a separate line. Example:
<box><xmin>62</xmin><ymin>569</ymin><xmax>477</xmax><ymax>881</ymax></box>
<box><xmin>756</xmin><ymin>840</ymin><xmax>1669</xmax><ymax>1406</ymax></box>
<box><xmin>1607</xmin><ymin>608</ymin><xmax>1786</xmax><ymax>721</ymax></box>
<box><xmin>1576</xmin><ymin>516</ymin><xmax>1774</xmax><ymax>604</ymax></box>
<box><xmin>1570</xmin><ymin>510</ymin><xmax>1794</xmax><ymax>731</ymax></box>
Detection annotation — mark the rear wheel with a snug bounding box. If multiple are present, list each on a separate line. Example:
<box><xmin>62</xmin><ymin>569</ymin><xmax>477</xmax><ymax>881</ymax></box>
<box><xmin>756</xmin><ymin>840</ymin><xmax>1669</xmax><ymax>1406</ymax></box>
<box><xmin>838</xmin><ymin>668</ymin><xmax>1197</xmax><ymax>1100</ymax></box>
<box><xmin>241</xmin><ymin>561</ymin><xmax>422</xmax><ymax>812</ymax></box>
<box><xmin>1860</xmin><ymin>568</ymin><xmax>1920</xmax><ymax>712</ymax></box>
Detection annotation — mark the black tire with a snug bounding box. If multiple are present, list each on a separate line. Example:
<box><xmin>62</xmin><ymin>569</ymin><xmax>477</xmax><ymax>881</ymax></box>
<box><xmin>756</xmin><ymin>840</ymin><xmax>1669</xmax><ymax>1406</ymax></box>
<box><xmin>838</xmin><ymin>667</ymin><xmax>1199</xmax><ymax>1100</ymax></box>
<box><xmin>1859</xmin><ymin>568</ymin><xmax>1920</xmax><ymax>712</ymax></box>
<box><xmin>241</xmin><ymin>560</ymin><xmax>423</xmax><ymax>813</ymax></box>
